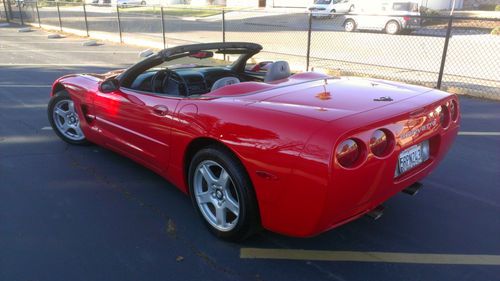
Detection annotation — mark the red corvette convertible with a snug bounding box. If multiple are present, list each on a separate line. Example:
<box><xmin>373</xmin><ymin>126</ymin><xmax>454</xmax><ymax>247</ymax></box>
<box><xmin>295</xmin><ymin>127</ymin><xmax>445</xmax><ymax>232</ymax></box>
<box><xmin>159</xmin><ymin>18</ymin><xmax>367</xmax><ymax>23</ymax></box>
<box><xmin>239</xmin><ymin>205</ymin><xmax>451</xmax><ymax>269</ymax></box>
<box><xmin>48</xmin><ymin>42</ymin><xmax>459</xmax><ymax>240</ymax></box>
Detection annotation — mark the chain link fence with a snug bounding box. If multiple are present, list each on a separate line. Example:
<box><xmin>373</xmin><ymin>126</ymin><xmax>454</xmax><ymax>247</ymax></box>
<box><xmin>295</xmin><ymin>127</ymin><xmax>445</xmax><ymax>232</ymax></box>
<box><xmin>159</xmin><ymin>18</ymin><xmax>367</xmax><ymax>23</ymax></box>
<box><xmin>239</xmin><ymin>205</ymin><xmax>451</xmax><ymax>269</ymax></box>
<box><xmin>4</xmin><ymin>1</ymin><xmax>500</xmax><ymax>99</ymax></box>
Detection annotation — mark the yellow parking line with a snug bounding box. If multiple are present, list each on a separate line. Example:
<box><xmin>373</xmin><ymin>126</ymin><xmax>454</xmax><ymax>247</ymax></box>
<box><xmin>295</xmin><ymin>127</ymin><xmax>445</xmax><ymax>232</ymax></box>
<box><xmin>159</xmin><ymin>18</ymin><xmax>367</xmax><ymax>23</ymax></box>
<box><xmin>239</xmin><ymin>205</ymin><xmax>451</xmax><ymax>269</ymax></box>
<box><xmin>240</xmin><ymin>248</ymin><xmax>500</xmax><ymax>265</ymax></box>
<box><xmin>458</xmin><ymin>131</ymin><xmax>500</xmax><ymax>136</ymax></box>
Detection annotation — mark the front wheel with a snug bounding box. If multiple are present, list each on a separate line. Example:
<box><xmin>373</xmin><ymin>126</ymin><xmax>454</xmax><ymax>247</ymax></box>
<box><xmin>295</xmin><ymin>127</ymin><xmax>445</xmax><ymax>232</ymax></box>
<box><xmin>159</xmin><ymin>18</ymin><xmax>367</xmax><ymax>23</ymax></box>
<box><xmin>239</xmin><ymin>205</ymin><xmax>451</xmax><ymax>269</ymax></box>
<box><xmin>48</xmin><ymin>91</ymin><xmax>89</xmax><ymax>145</ymax></box>
<box><xmin>188</xmin><ymin>146</ymin><xmax>260</xmax><ymax>241</ymax></box>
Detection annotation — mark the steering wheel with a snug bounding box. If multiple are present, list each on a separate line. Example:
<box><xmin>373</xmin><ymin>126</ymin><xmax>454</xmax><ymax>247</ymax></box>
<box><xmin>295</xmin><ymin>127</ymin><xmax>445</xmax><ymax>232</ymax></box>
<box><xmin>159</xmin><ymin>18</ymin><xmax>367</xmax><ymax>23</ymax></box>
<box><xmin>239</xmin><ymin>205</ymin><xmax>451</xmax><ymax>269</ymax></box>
<box><xmin>161</xmin><ymin>69</ymin><xmax>189</xmax><ymax>96</ymax></box>
<box><xmin>151</xmin><ymin>70</ymin><xmax>167</xmax><ymax>93</ymax></box>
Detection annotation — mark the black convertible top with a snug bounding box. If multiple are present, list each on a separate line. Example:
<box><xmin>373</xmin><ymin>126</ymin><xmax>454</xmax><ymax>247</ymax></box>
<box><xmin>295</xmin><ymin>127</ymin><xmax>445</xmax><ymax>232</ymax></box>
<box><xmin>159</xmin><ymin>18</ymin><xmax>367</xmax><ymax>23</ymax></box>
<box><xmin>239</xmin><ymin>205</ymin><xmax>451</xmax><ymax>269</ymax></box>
<box><xmin>159</xmin><ymin>42</ymin><xmax>262</xmax><ymax>58</ymax></box>
<box><xmin>118</xmin><ymin>42</ymin><xmax>263</xmax><ymax>87</ymax></box>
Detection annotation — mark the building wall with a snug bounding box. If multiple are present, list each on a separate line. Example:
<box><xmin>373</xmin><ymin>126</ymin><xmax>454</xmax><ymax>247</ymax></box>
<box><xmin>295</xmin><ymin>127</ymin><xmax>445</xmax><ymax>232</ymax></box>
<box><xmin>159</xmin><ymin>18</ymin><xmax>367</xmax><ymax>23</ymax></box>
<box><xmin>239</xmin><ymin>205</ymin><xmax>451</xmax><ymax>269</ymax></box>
<box><xmin>463</xmin><ymin>0</ymin><xmax>499</xmax><ymax>8</ymax></box>
<box><xmin>226</xmin><ymin>0</ymin><xmax>259</xmax><ymax>7</ymax></box>
<box><xmin>420</xmin><ymin>0</ymin><xmax>464</xmax><ymax>10</ymax></box>
<box><xmin>270</xmin><ymin>0</ymin><xmax>309</xmax><ymax>8</ymax></box>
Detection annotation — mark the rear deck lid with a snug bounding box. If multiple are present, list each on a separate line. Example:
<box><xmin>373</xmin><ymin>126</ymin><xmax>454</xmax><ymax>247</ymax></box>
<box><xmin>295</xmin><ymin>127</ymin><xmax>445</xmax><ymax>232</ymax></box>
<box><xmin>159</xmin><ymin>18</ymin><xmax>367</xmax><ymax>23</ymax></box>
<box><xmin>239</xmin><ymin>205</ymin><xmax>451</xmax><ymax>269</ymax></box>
<box><xmin>249</xmin><ymin>77</ymin><xmax>433</xmax><ymax>121</ymax></box>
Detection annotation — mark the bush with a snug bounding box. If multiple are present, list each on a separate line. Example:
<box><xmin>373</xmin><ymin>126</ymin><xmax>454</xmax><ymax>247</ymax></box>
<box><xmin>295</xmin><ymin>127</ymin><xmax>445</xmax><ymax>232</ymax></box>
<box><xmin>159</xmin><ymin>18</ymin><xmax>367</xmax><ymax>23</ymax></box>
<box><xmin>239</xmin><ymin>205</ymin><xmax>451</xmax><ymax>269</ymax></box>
<box><xmin>478</xmin><ymin>4</ymin><xmax>496</xmax><ymax>10</ymax></box>
<box><xmin>496</xmin><ymin>5</ymin><xmax>500</xmax><ymax>11</ymax></box>
<box><xmin>420</xmin><ymin>7</ymin><xmax>440</xmax><ymax>17</ymax></box>
<box><xmin>492</xmin><ymin>27</ymin><xmax>500</xmax><ymax>36</ymax></box>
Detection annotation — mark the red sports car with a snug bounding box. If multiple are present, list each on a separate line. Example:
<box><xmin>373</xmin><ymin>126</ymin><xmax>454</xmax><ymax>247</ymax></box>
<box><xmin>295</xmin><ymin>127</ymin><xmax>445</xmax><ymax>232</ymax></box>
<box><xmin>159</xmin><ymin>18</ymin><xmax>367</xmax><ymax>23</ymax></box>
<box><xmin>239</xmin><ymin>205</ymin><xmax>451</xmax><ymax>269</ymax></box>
<box><xmin>48</xmin><ymin>42</ymin><xmax>460</xmax><ymax>240</ymax></box>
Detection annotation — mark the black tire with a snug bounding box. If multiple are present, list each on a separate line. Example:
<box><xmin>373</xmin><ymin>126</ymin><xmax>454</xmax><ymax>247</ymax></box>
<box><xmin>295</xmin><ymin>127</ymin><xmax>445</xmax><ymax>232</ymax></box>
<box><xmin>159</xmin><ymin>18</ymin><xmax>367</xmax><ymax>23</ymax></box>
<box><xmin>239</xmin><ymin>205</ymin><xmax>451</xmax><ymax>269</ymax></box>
<box><xmin>188</xmin><ymin>145</ymin><xmax>260</xmax><ymax>241</ymax></box>
<box><xmin>400</xmin><ymin>29</ymin><xmax>412</xmax><ymax>35</ymax></box>
<box><xmin>344</xmin><ymin>19</ymin><xmax>356</xmax><ymax>32</ymax></box>
<box><xmin>385</xmin><ymin>20</ymin><xmax>400</xmax><ymax>35</ymax></box>
<box><xmin>329</xmin><ymin>9</ymin><xmax>336</xmax><ymax>18</ymax></box>
<box><xmin>47</xmin><ymin>90</ymin><xmax>90</xmax><ymax>146</ymax></box>
<box><xmin>141</xmin><ymin>1</ymin><xmax>146</xmax><ymax>5</ymax></box>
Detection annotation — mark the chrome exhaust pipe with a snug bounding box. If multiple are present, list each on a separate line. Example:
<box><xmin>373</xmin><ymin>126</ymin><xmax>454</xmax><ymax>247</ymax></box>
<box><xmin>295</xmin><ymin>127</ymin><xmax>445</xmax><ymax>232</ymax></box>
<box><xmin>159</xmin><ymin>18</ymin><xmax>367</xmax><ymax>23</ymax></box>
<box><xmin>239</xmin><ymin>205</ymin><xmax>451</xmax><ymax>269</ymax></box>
<box><xmin>366</xmin><ymin>205</ymin><xmax>384</xmax><ymax>220</ymax></box>
<box><xmin>402</xmin><ymin>182</ymin><xmax>423</xmax><ymax>196</ymax></box>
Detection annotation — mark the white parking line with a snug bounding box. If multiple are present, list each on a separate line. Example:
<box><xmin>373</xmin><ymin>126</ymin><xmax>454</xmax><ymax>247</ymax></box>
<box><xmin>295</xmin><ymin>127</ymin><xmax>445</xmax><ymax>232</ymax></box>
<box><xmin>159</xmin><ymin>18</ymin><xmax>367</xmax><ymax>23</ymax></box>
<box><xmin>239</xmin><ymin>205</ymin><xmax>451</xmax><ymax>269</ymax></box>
<box><xmin>240</xmin><ymin>248</ymin><xmax>500</xmax><ymax>265</ymax></box>
<box><xmin>0</xmin><ymin>41</ymin><xmax>88</xmax><ymax>44</ymax></box>
<box><xmin>0</xmin><ymin>84</ymin><xmax>52</xmax><ymax>88</ymax></box>
<box><xmin>0</xmin><ymin>63</ymin><xmax>126</xmax><ymax>67</ymax></box>
<box><xmin>458</xmin><ymin>131</ymin><xmax>500</xmax><ymax>136</ymax></box>
<box><xmin>0</xmin><ymin>50</ymin><xmax>139</xmax><ymax>53</ymax></box>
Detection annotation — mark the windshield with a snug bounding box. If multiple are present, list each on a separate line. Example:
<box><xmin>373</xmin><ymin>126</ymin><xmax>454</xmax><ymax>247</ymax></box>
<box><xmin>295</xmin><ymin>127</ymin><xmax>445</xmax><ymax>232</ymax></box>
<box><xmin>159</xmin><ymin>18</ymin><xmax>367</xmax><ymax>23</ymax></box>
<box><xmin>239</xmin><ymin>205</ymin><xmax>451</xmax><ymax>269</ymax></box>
<box><xmin>157</xmin><ymin>55</ymin><xmax>228</xmax><ymax>70</ymax></box>
<box><xmin>392</xmin><ymin>2</ymin><xmax>419</xmax><ymax>12</ymax></box>
<box><xmin>314</xmin><ymin>0</ymin><xmax>332</xmax><ymax>4</ymax></box>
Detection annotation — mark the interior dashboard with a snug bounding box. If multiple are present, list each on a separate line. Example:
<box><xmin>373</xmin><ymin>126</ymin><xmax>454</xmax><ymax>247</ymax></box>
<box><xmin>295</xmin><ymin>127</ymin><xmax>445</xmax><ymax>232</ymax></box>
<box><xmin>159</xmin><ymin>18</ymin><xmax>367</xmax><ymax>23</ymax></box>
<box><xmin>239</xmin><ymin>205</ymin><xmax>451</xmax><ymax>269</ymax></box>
<box><xmin>130</xmin><ymin>66</ymin><xmax>260</xmax><ymax>96</ymax></box>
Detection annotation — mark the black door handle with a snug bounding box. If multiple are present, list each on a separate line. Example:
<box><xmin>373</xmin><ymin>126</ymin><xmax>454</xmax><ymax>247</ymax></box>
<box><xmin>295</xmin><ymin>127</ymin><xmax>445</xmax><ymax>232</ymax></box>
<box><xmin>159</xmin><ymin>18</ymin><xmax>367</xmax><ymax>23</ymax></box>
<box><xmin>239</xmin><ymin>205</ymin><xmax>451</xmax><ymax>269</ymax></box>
<box><xmin>152</xmin><ymin>105</ymin><xmax>169</xmax><ymax>116</ymax></box>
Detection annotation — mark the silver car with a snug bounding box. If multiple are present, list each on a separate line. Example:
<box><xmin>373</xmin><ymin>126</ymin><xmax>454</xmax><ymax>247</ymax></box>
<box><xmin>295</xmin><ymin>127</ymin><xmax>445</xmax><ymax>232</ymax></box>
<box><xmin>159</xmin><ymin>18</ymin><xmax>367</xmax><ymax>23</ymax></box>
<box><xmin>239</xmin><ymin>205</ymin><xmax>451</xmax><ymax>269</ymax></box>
<box><xmin>343</xmin><ymin>1</ymin><xmax>421</xmax><ymax>35</ymax></box>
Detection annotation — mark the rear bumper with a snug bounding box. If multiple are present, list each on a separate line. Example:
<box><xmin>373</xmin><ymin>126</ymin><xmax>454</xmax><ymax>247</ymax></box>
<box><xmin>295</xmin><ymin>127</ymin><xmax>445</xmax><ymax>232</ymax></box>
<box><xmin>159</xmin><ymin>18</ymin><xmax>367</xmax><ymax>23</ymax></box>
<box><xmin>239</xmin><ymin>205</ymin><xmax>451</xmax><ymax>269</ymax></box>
<box><xmin>317</xmin><ymin>125</ymin><xmax>459</xmax><ymax>235</ymax></box>
<box><xmin>259</xmin><ymin>93</ymin><xmax>459</xmax><ymax>237</ymax></box>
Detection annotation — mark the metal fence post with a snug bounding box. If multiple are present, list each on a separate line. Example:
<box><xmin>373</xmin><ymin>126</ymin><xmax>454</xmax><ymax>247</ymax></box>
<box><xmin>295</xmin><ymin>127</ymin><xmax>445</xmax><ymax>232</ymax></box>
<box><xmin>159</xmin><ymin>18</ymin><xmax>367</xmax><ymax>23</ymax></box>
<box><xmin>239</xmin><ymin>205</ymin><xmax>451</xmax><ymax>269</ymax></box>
<box><xmin>160</xmin><ymin>6</ymin><xmax>165</xmax><ymax>49</ymax></box>
<box><xmin>17</xmin><ymin>0</ymin><xmax>23</xmax><ymax>25</ymax></box>
<box><xmin>56</xmin><ymin>2</ymin><xmax>62</xmax><ymax>31</ymax></box>
<box><xmin>83</xmin><ymin>3</ymin><xmax>89</xmax><ymax>37</ymax></box>
<box><xmin>306</xmin><ymin>13</ymin><xmax>312</xmax><ymax>72</ymax></box>
<box><xmin>116</xmin><ymin>5</ymin><xmax>122</xmax><ymax>43</ymax></box>
<box><xmin>35</xmin><ymin>1</ymin><xmax>41</xmax><ymax>27</ymax></box>
<box><xmin>222</xmin><ymin>9</ymin><xmax>226</xmax><ymax>61</ymax></box>
<box><xmin>436</xmin><ymin>16</ymin><xmax>453</xmax><ymax>89</ymax></box>
<box><xmin>222</xmin><ymin>9</ymin><xmax>225</xmax><ymax>43</ymax></box>
<box><xmin>2</xmin><ymin>0</ymin><xmax>9</xmax><ymax>22</ymax></box>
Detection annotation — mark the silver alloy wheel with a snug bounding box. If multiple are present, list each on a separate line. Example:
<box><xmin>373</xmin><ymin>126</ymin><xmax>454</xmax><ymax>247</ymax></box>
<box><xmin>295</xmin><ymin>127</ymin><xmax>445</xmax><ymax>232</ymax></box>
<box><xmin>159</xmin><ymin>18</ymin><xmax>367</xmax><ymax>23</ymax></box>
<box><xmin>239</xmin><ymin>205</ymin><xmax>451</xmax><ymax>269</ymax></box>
<box><xmin>386</xmin><ymin>21</ymin><xmax>399</xmax><ymax>34</ymax></box>
<box><xmin>193</xmin><ymin>160</ymin><xmax>240</xmax><ymax>232</ymax></box>
<box><xmin>52</xmin><ymin>99</ymin><xmax>85</xmax><ymax>141</ymax></box>
<box><xmin>345</xmin><ymin>21</ymin><xmax>355</xmax><ymax>32</ymax></box>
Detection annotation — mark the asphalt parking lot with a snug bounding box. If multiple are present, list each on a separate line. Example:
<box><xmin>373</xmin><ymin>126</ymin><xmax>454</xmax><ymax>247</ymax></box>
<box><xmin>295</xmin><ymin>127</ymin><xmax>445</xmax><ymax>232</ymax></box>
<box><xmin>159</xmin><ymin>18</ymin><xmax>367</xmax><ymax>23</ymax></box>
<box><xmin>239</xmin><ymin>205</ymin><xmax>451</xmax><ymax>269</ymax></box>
<box><xmin>1</xmin><ymin>26</ymin><xmax>500</xmax><ymax>281</ymax></box>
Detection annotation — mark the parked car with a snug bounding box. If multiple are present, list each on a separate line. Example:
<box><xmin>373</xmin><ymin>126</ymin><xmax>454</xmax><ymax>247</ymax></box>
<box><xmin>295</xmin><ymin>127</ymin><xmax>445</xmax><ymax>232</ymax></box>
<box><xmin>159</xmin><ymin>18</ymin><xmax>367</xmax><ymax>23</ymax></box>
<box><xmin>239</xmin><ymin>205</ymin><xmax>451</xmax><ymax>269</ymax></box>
<box><xmin>116</xmin><ymin>0</ymin><xmax>146</xmax><ymax>7</ymax></box>
<box><xmin>308</xmin><ymin>0</ymin><xmax>355</xmax><ymax>18</ymax></box>
<box><xmin>47</xmin><ymin>42</ymin><xmax>459</xmax><ymax>241</ymax></box>
<box><xmin>344</xmin><ymin>1</ymin><xmax>421</xmax><ymax>34</ymax></box>
<box><xmin>91</xmin><ymin>0</ymin><xmax>112</xmax><ymax>6</ymax></box>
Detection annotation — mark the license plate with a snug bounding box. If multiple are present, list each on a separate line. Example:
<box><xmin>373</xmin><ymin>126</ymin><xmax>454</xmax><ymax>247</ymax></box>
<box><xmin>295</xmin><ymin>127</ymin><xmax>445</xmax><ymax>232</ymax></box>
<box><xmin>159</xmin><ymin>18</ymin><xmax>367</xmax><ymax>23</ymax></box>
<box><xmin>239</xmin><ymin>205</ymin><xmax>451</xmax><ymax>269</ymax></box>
<box><xmin>397</xmin><ymin>141</ymin><xmax>429</xmax><ymax>175</ymax></box>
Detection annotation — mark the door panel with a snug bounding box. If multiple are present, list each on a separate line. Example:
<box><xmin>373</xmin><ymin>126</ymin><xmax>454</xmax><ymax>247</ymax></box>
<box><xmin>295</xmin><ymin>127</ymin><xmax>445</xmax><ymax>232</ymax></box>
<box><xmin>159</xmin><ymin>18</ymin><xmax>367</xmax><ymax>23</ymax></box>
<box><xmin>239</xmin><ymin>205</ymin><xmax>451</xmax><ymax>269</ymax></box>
<box><xmin>94</xmin><ymin>88</ymin><xmax>180</xmax><ymax>173</ymax></box>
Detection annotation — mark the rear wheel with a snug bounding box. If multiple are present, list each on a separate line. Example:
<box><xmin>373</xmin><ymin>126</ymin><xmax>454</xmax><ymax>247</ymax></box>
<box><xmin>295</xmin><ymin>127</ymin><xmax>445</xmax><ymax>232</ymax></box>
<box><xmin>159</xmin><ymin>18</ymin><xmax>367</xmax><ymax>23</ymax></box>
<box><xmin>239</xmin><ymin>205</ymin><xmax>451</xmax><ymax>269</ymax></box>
<box><xmin>344</xmin><ymin>19</ymin><xmax>356</xmax><ymax>32</ymax></box>
<box><xmin>385</xmin><ymin>20</ymin><xmax>400</xmax><ymax>35</ymax></box>
<box><xmin>188</xmin><ymin>146</ymin><xmax>260</xmax><ymax>241</ymax></box>
<box><xmin>330</xmin><ymin>9</ymin><xmax>336</xmax><ymax>18</ymax></box>
<box><xmin>48</xmin><ymin>91</ymin><xmax>89</xmax><ymax>145</ymax></box>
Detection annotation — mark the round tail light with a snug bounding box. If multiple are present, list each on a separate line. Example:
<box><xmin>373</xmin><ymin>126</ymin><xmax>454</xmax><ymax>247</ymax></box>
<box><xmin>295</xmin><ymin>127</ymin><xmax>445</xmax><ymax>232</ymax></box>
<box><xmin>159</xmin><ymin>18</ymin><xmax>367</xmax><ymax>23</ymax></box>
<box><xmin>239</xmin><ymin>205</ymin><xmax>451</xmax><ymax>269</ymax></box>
<box><xmin>437</xmin><ymin>105</ymin><xmax>450</xmax><ymax>128</ymax></box>
<box><xmin>449</xmin><ymin>100</ymin><xmax>458</xmax><ymax>122</ymax></box>
<box><xmin>370</xmin><ymin>129</ymin><xmax>393</xmax><ymax>157</ymax></box>
<box><xmin>336</xmin><ymin>139</ymin><xmax>362</xmax><ymax>168</ymax></box>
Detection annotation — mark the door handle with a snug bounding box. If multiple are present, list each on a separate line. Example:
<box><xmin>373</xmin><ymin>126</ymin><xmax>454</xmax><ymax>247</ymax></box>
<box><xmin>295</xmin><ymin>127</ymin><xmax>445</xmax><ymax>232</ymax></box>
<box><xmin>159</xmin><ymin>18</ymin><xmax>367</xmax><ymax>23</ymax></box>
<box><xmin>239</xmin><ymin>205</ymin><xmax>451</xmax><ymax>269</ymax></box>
<box><xmin>152</xmin><ymin>105</ymin><xmax>169</xmax><ymax>116</ymax></box>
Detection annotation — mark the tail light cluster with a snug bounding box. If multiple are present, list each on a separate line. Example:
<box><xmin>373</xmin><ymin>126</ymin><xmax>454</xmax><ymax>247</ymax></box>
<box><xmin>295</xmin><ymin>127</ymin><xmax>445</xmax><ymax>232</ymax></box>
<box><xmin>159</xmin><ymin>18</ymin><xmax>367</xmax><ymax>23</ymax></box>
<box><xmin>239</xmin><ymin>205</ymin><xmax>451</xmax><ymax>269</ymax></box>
<box><xmin>436</xmin><ymin>99</ymin><xmax>459</xmax><ymax>129</ymax></box>
<box><xmin>336</xmin><ymin>129</ymin><xmax>395</xmax><ymax>168</ymax></box>
<box><xmin>336</xmin><ymin>99</ymin><xmax>457</xmax><ymax>169</ymax></box>
<box><xmin>449</xmin><ymin>99</ymin><xmax>459</xmax><ymax>122</ymax></box>
<box><xmin>370</xmin><ymin>129</ymin><xmax>394</xmax><ymax>157</ymax></box>
<box><xmin>336</xmin><ymin>139</ymin><xmax>363</xmax><ymax>168</ymax></box>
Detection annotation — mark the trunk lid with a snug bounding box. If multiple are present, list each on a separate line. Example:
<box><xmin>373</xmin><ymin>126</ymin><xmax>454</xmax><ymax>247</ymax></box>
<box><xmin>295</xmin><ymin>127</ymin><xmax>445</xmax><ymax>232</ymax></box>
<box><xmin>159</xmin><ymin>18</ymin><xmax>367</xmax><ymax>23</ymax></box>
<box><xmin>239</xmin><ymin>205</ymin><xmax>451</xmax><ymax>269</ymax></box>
<box><xmin>246</xmin><ymin>77</ymin><xmax>433</xmax><ymax>122</ymax></box>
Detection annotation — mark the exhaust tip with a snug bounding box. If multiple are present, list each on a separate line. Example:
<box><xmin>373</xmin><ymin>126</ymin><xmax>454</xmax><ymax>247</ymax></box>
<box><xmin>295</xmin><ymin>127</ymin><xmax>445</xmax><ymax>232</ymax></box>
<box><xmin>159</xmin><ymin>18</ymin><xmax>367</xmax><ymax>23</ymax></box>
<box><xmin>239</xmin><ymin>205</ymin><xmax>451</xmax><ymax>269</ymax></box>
<box><xmin>366</xmin><ymin>205</ymin><xmax>384</xmax><ymax>220</ymax></box>
<box><xmin>402</xmin><ymin>182</ymin><xmax>423</xmax><ymax>196</ymax></box>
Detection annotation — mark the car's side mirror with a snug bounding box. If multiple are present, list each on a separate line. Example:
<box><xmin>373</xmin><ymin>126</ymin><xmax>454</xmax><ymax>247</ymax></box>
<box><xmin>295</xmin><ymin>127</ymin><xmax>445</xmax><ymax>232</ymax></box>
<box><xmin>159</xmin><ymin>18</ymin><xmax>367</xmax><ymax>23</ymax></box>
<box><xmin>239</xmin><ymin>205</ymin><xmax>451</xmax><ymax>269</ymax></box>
<box><xmin>99</xmin><ymin>78</ymin><xmax>120</xmax><ymax>93</ymax></box>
